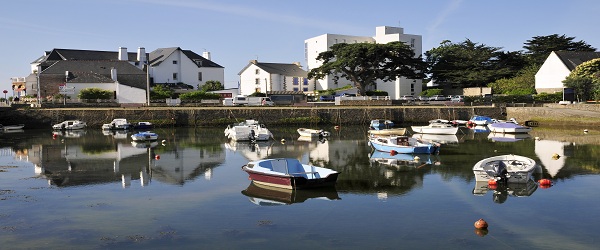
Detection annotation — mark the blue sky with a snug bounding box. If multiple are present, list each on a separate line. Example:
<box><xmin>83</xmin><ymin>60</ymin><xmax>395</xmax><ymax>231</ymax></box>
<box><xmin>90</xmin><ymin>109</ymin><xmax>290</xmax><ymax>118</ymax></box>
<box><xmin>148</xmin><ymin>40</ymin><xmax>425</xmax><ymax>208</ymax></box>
<box><xmin>2</xmin><ymin>0</ymin><xmax>600</xmax><ymax>92</ymax></box>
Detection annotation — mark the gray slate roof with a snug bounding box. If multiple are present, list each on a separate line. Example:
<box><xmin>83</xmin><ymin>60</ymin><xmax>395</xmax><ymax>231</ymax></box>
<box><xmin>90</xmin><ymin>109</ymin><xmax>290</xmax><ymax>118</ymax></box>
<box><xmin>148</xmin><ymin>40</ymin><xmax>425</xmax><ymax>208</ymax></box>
<box><xmin>239</xmin><ymin>61</ymin><xmax>308</xmax><ymax>77</ymax></box>
<box><xmin>42</xmin><ymin>60</ymin><xmax>147</xmax><ymax>89</ymax></box>
<box><xmin>554</xmin><ymin>51</ymin><xmax>600</xmax><ymax>71</ymax></box>
<box><xmin>149</xmin><ymin>47</ymin><xmax>223</xmax><ymax>68</ymax></box>
<box><xmin>33</xmin><ymin>48</ymin><xmax>144</xmax><ymax>64</ymax></box>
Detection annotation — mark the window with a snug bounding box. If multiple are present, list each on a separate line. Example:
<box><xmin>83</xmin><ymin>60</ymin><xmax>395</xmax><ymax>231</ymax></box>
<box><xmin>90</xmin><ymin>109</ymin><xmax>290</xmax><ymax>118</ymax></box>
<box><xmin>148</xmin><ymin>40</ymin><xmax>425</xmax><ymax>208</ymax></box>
<box><xmin>293</xmin><ymin>87</ymin><xmax>299</xmax><ymax>91</ymax></box>
<box><xmin>255</xmin><ymin>69</ymin><xmax>260</xmax><ymax>74</ymax></box>
<box><xmin>411</xmin><ymin>38</ymin><xmax>415</xmax><ymax>48</ymax></box>
<box><xmin>303</xmin><ymin>87</ymin><xmax>308</xmax><ymax>91</ymax></box>
<box><xmin>198</xmin><ymin>72</ymin><xmax>202</xmax><ymax>81</ymax></box>
<box><xmin>292</xmin><ymin>77</ymin><xmax>299</xmax><ymax>85</ymax></box>
<box><xmin>173</xmin><ymin>60</ymin><xmax>178</xmax><ymax>64</ymax></box>
<box><xmin>255</xmin><ymin>88</ymin><xmax>261</xmax><ymax>93</ymax></box>
<box><xmin>255</xmin><ymin>78</ymin><xmax>260</xmax><ymax>85</ymax></box>
<box><xmin>173</xmin><ymin>73</ymin><xmax>178</xmax><ymax>80</ymax></box>
<box><xmin>303</xmin><ymin>78</ymin><xmax>308</xmax><ymax>85</ymax></box>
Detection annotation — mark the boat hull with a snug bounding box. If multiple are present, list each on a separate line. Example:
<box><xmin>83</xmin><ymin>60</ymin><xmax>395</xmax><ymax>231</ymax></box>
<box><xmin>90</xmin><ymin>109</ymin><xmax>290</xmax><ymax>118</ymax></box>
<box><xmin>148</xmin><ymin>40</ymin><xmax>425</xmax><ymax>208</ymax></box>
<box><xmin>369</xmin><ymin>137</ymin><xmax>438</xmax><ymax>154</ymax></box>
<box><xmin>131</xmin><ymin>132</ymin><xmax>158</xmax><ymax>141</ymax></box>
<box><xmin>411</xmin><ymin>125</ymin><xmax>458</xmax><ymax>135</ymax></box>
<box><xmin>488</xmin><ymin>123</ymin><xmax>532</xmax><ymax>133</ymax></box>
<box><xmin>243</xmin><ymin>168</ymin><xmax>339</xmax><ymax>189</ymax></box>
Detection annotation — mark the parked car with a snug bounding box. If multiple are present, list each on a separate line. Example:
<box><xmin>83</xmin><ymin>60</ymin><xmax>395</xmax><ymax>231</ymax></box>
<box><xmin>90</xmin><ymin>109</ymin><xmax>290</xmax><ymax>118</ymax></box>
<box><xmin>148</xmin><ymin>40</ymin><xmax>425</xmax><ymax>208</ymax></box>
<box><xmin>451</xmin><ymin>95</ymin><xmax>464</xmax><ymax>102</ymax></box>
<box><xmin>446</xmin><ymin>95</ymin><xmax>454</xmax><ymax>100</ymax></box>
<box><xmin>320</xmin><ymin>95</ymin><xmax>336</xmax><ymax>101</ymax></box>
<box><xmin>400</xmin><ymin>95</ymin><xmax>414</xmax><ymax>101</ymax></box>
<box><xmin>430</xmin><ymin>95</ymin><xmax>446</xmax><ymax>101</ymax></box>
<box><xmin>417</xmin><ymin>95</ymin><xmax>430</xmax><ymax>101</ymax></box>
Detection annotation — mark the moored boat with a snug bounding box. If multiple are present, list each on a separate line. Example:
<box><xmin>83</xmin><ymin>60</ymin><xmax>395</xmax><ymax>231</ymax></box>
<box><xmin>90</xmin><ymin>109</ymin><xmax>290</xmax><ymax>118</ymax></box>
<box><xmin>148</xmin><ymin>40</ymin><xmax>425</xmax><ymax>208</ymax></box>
<box><xmin>472</xmin><ymin>154</ymin><xmax>538</xmax><ymax>183</ymax></box>
<box><xmin>369</xmin><ymin>135</ymin><xmax>440</xmax><ymax>154</ymax></box>
<box><xmin>368</xmin><ymin>128</ymin><xmax>406</xmax><ymax>136</ymax></box>
<box><xmin>468</xmin><ymin>115</ymin><xmax>494</xmax><ymax>126</ymax></box>
<box><xmin>241</xmin><ymin>158</ymin><xmax>339</xmax><ymax>189</ymax></box>
<box><xmin>102</xmin><ymin>118</ymin><xmax>132</xmax><ymax>130</ymax></box>
<box><xmin>133</xmin><ymin>121</ymin><xmax>154</xmax><ymax>130</ymax></box>
<box><xmin>0</xmin><ymin>124</ymin><xmax>25</xmax><ymax>131</ymax></box>
<box><xmin>52</xmin><ymin>120</ymin><xmax>87</xmax><ymax>130</ymax></box>
<box><xmin>297</xmin><ymin>128</ymin><xmax>330</xmax><ymax>137</ymax></box>
<box><xmin>130</xmin><ymin>131</ymin><xmax>159</xmax><ymax>141</ymax></box>
<box><xmin>488</xmin><ymin>122</ymin><xmax>532</xmax><ymax>133</ymax></box>
<box><xmin>411</xmin><ymin>123</ymin><xmax>459</xmax><ymax>135</ymax></box>
<box><xmin>224</xmin><ymin>119</ymin><xmax>273</xmax><ymax>141</ymax></box>
<box><xmin>369</xmin><ymin>119</ymin><xmax>395</xmax><ymax>130</ymax></box>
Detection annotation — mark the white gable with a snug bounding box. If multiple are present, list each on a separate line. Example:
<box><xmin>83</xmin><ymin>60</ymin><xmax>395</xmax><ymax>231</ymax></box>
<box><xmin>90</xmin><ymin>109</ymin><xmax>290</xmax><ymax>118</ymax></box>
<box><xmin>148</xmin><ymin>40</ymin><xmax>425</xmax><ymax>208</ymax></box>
<box><xmin>535</xmin><ymin>51</ymin><xmax>573</xmax><ymax>90</ymax></box>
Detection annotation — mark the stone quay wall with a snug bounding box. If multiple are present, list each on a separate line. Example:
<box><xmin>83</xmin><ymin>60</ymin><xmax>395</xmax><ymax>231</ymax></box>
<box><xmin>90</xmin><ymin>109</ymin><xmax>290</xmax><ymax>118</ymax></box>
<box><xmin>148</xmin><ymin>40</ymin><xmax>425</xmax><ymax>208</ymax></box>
<box><xmin>0</xmin><ymin>106</ymin><xmax>506</xmax><ymax>129</ymax></box>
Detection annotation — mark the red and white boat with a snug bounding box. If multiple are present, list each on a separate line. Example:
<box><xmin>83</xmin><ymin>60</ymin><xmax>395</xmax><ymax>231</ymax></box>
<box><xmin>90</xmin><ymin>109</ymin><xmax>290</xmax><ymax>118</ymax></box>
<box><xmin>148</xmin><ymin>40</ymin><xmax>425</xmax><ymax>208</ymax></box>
<box><xmin>242</xmin><ymin>158</ymin><xmax>339</xmax><ymax>189</ymax></box>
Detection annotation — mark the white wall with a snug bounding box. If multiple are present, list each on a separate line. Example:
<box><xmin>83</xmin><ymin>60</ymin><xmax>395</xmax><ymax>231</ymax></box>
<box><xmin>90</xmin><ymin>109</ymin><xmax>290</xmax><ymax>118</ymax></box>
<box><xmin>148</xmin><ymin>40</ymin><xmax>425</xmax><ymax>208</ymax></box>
<box><xmin>535</xmin><ymin>52</ymin><xmax>572</xmax><ymax>90</ymax></box>
<box><xmin>116</xmin><ymin>83</ymin><xmax>146</xmax><ymax>103</ymax></box>
<box><xmin>304</xmin><ymin>26</ymin><xmax>423</xmax><ymax>99</ymax></box>
<box><xmin>152</xmin><ymin>50</ymin><xmax>224</xmax><ymax>88</ymax></box>
<box><xmin>239</xmin><ymin>64</ymin><xmax>271</xmax><ymax>95</ymax></box>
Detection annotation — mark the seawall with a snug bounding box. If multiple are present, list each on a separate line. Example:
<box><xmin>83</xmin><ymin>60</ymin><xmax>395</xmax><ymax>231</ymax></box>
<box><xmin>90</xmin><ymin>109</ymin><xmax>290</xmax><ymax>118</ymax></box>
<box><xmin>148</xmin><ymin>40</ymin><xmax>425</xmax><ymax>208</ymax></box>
<box><xmin>0</xmin><ymin>106</ymin><xmax>506</xmax><ymax>129</ymax></box>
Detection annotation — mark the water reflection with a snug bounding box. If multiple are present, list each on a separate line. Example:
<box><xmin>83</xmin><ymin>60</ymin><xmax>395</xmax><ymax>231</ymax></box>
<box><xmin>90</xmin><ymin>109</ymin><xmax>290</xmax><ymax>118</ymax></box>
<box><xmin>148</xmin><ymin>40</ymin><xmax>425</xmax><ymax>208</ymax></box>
<box><xmin>472</xmin><ymin>179</ymin><xmax>538</xmax><ymax>204</ymax></box>
<box><xmin>241</xmin><ymin>182</ymin><xmax>340</xmax><ymax>206</ymax></box>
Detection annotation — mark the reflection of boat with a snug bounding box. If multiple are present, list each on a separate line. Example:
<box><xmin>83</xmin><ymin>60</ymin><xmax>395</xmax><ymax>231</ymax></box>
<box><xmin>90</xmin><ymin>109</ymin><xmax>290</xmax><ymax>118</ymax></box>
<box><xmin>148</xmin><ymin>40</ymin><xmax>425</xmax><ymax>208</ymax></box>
<box><xmin>411</xmin><ymin>123</ymin><xmax>458</xmax><ymax>135</ymax></box>
<box><xmin>224</xmin><ymin>140</ymin><xmax>274</xmax><ymax>161</ymax></box>
<box><xmin>241</xmin><ymin>182</ymin><xmax>340</xmax><ymax>206</ymax></box>
<box><xmin>472</xmin><ymin>179</ymin><xmax>538</xmax><ymax>204</ymax></box>
<box><xmin>473</xmin><ymin>155</ymin><xmax>538</xmax><ymax>183</ymax></box>
<box><xmin>297</xmin><ymin>136</ymin><xmax>327</xmax><ymax>143</ymax></box>
<box><xmin>412</xmin><ymin>134</ymin><xmax>459</xmax><ymax>144</ymax></box>
<box><xmin>468</xmin><ymin>115</ymin><xmax>493</xmax><ymax>126</ymax></box>
<box><xmin>0</xmin><ymin>124</ymin><xmax>25</xmax><ymax>131</ymax></box>
<box><xmin>53</xmin><ymin>130</ymin><xmax>87</xmax><ymax>138</ymax></box>
<box><xmin>488</xmin><ymin>122</ymin><xmax>532</xmax><ymax>133</ymax></box>
<box><xmin>369</xmin><ymin>135</ymin><xmax>440</xmax><ymax>154</ymax></box>
<box><xmin>368</xmin><ymin>128</ymin><xmax>406</xmax><ymax>136</ymax></box>
<box><xmin>131</xmin><ymin>141</ymin><xmax>159</xmax><ymax>148</ymax></box>
<box><xmin>102</xmin><ymin>130</ymin><xmax>129</xmax><ymax>139</ymax></box>
<box><xmin>52</xmin><ymin>120</ymin><xmax>87</xmax><ymax>130</ymax></box>
<box><xmin>224</xmin><ymin>119</ymin><xmax>273</xmax><ymax>141</ymax></box>
<box><xmin>242</xmin><ymin>158</ymin><xmax>339</xmax><ymax>189</ymax></box>
<box><xmin>101</xmin><ymin>118</ymin><xmax>132</xmax><ymax>130</ymax></box>
<box><xmin>370</xmin><ymin>119</ymin><xmax>394</xmax><ymax>130</ymax></box>
<box><xmin>369</xmin><ymin>151</ymin><xmax>437</xmax><ymax>170</ymax></box>
<box><xmin>130</xmin><ymin>131</ymin><xmax>159</xmax><ymax>141</ymax></box>
<box><xmin>488</xmin><ymin>133</ymin><xmax>531</xmax><ymax>142</ymax></box>
<box><xmin>297</xmin><ymin>128</ymin><xmax>330</xmax><ymax>137</ymax></box>
<box><xmin>133</xmin><ymin>122</ymin><xmax>154</xmax><ymax>130</ymax></box>
<box><xmin>469</xmin><ymin>125</ymin><xmax>490</xmax><ymax>133</ymax></box>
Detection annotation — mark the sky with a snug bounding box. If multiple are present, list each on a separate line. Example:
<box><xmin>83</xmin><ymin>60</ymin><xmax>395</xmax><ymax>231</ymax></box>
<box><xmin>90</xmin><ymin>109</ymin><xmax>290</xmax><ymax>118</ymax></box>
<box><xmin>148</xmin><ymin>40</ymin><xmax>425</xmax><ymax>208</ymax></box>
<box><xmin>2</xmin><ymin>0</ymin><xmax>600</xmax><ymax>93</ymax></box>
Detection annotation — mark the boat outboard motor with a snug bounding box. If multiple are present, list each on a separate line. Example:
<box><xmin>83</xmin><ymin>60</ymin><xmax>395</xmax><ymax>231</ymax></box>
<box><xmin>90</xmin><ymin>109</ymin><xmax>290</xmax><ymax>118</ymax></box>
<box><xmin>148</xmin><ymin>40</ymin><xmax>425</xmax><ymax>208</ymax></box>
<box><xmin>249</xmin><ymin>129</ymin><xmax>256</xmax><ymax>142</ymax></box>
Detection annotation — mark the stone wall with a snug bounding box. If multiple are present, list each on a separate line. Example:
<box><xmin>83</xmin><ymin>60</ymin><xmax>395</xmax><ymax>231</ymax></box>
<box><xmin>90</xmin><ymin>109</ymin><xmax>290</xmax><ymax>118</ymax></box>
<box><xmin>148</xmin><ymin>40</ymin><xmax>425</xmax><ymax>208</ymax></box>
<box><xmin>0</xmin><ymin>106</ymin><xmax>506</xmax><ymax>129</ymax></box>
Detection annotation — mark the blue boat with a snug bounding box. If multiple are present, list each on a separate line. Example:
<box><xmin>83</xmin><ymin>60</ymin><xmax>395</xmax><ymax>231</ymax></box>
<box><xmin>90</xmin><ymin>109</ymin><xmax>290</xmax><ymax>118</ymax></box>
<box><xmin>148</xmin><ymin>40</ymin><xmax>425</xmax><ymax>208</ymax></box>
<box><xmin>130</xmin><ymin>131</ymin><xmax>159</xmax><ymax>141</ymax></box>
<box><xmin>369</xmin><ymin>135</ymin><xmax>440</xmax><ymax>154</ymax></box>
<box><xmin>468</xmin><ymin>115</ymin><xmax>494</xmax><ymax>126</ymax></box>
<box><xmin>369</xmin><ymin>119</ymin><xmax>394</xmax><ymax>130</ymax></box>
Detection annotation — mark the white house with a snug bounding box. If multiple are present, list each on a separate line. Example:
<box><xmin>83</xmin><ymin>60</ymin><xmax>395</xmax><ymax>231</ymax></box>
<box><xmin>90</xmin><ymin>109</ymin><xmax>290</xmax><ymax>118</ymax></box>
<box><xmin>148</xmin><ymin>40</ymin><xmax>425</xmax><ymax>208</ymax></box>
<box><xmin>304</xmin><ymin>26</ymin><xmax>423</xmax><ymax>99</ymax></box>
<box><xmin>148</xmin><ymin>47</ymin><xmax>224</xmax><ymax>89</ymax></box>
<box><xmin>238</xmin><ymin>60</ymin><xmax>314</xmax><ymax>96</ymax></box>
<box><xmin>535</xmin><ymin>51</ymin><xmax>600</xmax><ymax>93</ymax></box>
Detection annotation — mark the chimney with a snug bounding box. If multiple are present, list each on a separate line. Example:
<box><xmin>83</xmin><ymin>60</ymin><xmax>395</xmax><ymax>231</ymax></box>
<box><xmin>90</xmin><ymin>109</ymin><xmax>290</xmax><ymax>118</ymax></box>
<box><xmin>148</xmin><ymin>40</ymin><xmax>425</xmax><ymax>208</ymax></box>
<box><xmin>137</xmin><ymin>47</ymin><xmax>146</xmax><ymax>63</ymax></box>
<box><xmin>202</xmin><ymin>51</ymin><xmax>211</xmax><ymax>60</ymax></box>
<box><xmin>118</xmin><ymin>47</ymin><xmax>127</xmax><ymax>61</ymax></box>
<box><xmin>250</xmin><ymin>59</ymin><xmax>258</xmax><ymax>64</ymax></box>
<box><xmin>111</xmin><ymin>68</ymin><xmax>117</xmax><ymax>81</ymax></box>
<box><xmin>293</xmin><ymin>62</ymin><xmax>302</xmax><ymax>67</ymax></box>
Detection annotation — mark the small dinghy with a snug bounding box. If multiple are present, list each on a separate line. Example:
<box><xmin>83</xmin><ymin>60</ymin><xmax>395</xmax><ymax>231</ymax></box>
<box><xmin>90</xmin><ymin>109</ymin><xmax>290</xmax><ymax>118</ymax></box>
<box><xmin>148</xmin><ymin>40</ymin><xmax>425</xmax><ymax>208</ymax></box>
<box><xmin>242</xmin><ymin>158</ymin><xmax>339</xmax><ymax>189</ymax></box>
<box><xmin>130</xmin><ymin>131</ymin><xmax>159</xmax><ymax>141</ymax></box>
<box><xmin>473</xmin><ymin>154</ymin><xmax>538</xmax><ymax>183</ymax></box>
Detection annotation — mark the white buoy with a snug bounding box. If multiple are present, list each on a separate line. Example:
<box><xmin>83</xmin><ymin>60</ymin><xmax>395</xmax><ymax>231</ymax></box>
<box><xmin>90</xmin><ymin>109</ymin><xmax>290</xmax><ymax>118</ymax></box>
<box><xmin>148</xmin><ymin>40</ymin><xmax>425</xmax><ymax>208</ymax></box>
<box><xmin>584</xmin><ymin>129</ymin><xmax>589</xmax><ymax>134</ymax></box>
<box><xmin>413</xmin><ymin>156</ymin><xmax>420</xmax><ymax>162</ymax></box>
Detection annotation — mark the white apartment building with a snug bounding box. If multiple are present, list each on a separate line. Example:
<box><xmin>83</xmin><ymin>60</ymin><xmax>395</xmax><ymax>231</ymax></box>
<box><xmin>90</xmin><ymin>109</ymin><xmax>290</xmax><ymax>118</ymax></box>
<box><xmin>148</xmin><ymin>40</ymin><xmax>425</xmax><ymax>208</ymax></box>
<box><xmin>304</xmin><ymin>26</ymin><xmax>423</xmax><ymax>99</ymax></box>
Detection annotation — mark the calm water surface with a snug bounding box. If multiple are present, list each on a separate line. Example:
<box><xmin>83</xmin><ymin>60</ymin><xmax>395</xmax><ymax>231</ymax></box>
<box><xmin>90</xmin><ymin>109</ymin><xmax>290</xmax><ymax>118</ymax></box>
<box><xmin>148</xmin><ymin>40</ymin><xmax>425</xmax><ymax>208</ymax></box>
<box><xmin>1</xmin><ymin>125</ymin><xmax>599</xmax><ymax>249</ymax></box>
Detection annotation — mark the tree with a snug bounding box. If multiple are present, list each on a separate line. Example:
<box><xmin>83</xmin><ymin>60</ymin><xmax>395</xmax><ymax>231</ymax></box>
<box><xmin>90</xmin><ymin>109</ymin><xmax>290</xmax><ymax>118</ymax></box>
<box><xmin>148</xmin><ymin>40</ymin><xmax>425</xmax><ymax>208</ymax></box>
<box><xmin>425</xmin><ymin>39</ymin><xmax>525</xmax><ymax>88</ymax></box>
<box><xmin>307</xmin><ymin>42</ymin><xmax>425</xmax><ymax>96</ymax></box>
<box><xmin>199</xmin><ymin>80</ymin><xmax>224</xmax><ymax>92</ymax></box>
<box><xmin>523</xmin><ymin>34</ymin><xmax>596</xmax><ymax>66</ymax></box>
<box><xmin>150</xmin><ymin>84</ymin><xmax>174</xmax><ymax>99</ymax></box>
<box><xmin>488</xmin><ymin>64</ymin><xmax>538</xmax><ymax>95</ymax></box>
<box><xmin>563</xmin><ymin>58</ymin><xmax>600</xmax><ymax>101</ymax></box>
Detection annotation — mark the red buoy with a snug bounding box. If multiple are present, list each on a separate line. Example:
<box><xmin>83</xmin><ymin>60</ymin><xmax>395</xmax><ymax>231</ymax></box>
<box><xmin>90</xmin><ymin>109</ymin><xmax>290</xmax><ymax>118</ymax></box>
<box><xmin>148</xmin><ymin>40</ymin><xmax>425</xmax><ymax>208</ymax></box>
<box><xmin>155</xmin><ymin>155</ymin><xmax>160</xmax><ymax>160</ymax></box>
<box><xmin>390</xmin><ymin>150</ymin><xmax>398</xmax><ymax>156</ymax></box>
<box><xmin>539</xmin><ymin>179</ymin><xmax>551</xmax><ymax>185</ymax></box>
<box><xmin>474</xmin><ymin>219</ymin><xmax>488</xmax><ymax>229</ymax></box>
<box><xmin>487</xmin><ymin>179</ymin><xmax>497</xmax><ymax>186</ymax></box>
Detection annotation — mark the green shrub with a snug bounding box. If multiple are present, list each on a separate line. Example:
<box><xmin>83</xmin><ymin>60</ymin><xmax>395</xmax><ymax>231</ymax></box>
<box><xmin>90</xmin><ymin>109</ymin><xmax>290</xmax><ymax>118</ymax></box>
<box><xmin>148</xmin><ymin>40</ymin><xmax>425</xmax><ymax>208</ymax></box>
<box><xmin>366</xmin><ymin>90</ymin><xmax>388</xmax><ymax>96</ymax></box>
<box><xmin>179</xmin><ymin>91</ymin><xmax>220</xmax><ymax>100</ymax></box>
<box><xmin>78</xmin><ymin>88</ymin><xmax>113</xmax><ymax>99</ymax></box>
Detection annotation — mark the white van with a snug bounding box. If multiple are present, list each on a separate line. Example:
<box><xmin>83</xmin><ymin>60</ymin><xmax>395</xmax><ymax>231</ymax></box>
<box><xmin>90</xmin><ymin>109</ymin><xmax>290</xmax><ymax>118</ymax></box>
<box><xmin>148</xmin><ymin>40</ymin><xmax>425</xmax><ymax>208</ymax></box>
<box><xmin>231</xmin><ymin>96</ymin><xmax>274</xmax><ymax>106</ymax></box>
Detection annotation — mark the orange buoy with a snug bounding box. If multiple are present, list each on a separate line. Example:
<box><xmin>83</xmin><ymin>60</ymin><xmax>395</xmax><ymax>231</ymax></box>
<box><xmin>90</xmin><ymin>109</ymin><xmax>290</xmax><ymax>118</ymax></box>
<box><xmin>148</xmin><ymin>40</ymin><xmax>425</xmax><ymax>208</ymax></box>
<box><xmin>390</xmin><ymin>150</ymin><xmax>397</xmax><ymax>156</ymax></box>
<box><xmin>155</xmin><ymin>155</ymin><xmax>160</xmax><ymax>160</ymax></box>
<box><xmin>487</xmin><ymin>179</ymin><xmax>497</xmax><ymax>186</ymax></box>
<box><xmin>474</xmin><ymin>228</ymin><xmax>489</xmax><ymax>237</ymax></box>
<box><xmin>539</xmin><ymin>179</ymin><xmax>552</xmax><ymax>188</ymax></box>
<box><xmin>474</xmin><ymin>219</ymin><xmax>488</xmax><ymax>229</ymax></box>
